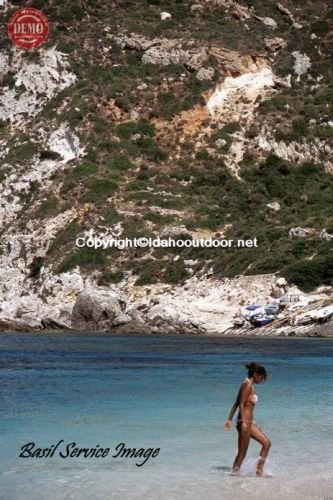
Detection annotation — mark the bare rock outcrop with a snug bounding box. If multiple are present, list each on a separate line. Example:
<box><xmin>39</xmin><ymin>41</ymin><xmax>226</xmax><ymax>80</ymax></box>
<box><xmin>266</xmin><ymin>202</ymin><xmax>281</xmax><ymax>211</ymax></box>
<box><xmin>254</xmin><ymin>15</ymin><xmax>278</xmax><ymax>29</ymax></box>
<box><xmin>113</xmin><ymin>33</ymin><xmax>208</xmax><ymax>70</ymax></box>
<box><xmin>276</xmin><ymin>3</ymin><xmax>302</xmax><ymax>29</ymax></box>
<box><xmin>142</xmin><ymin>44</ymin><xmax>207</xmax><ymax>70</ymax></box>
<box><xmin>292</xmin><ymin>51</ymin><xmax>311</xmax><ymax>78</ymax></box>
<box><xmin>41</xmin><ymin>317</ymin><xmax>73</xmax><ymax>331</ymax></box>
<box><xmin>264</xmin><ymin>37</ymin><xmax>287</xmax><ymax>52</ymax></box>
<box><xmin>71</xmin><ymin>288</ymin><xmax>127</xmax><ymax>330</ymax></box>
<box><xmin>0</xmin><ymin>47</ymin><xmax>76</xmax><ymax>126</ymax></box>
<box><xmin>258</xmin><ymin>127</ymin><xmax>333</xmax><ymax>172</ymax></box>
<box><xmin>208</xmin><ymin>47</ymin><xmax>270</xmax><ymax>76</ymax></box>
<box><xmin>196</xmin><ymin>66</ymin><xmax>215</xmax><ymax>81</ymax></box>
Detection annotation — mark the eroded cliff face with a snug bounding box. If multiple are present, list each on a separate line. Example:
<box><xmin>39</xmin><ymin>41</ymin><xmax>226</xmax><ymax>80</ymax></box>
<box><xmin>0</xmin><ymin>47</ymin><xmax>76</xmax><ymax>124</ymax></box>
<box><xmin>0</xmin><ymin>1</ymin><xmax>332</xmax><ymax>331</ymax></box>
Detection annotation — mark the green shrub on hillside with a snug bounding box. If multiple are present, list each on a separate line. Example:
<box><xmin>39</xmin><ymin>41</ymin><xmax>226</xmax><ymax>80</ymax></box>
<box><xmin>291</xmin><ymin>118</ymin><xmax>309</xmax><ymax>138</ymax></box>
<box><xmin>164</xmin><ymin>260</ymin><xmax>190</xmax><ymax>284</ymax></box>
<box><xmin>10</xmin><ymin>141</ymin><xmax>38</xmax><ymax>162</ymax></box>
<box><xmin>135</xmin><ymin>137</ymin><xmax>168</xmax><ymax>162</ymax></box>
<box><xmin>258</xmin><ymin>96</ymin><xmax>289</xmax><ymax>113</ymax></box>
<box><xmin>282</xmin><ymin>254</ymin><xmax>333</xmax><ymax>292</ymax></box>
<box><xmin>55</xmin><ymin>6</ymin><xmax>86</xmax><ymax>23</ymax></box>
<box><xmin>274</xmin><ymin>54</ymin><xmax>294</xmax><ymax>77</ymax></box>
<box><xmin>2</xmin><ymin>73</ymin><xmax>16</xmax><ymax>89</ymax></box>
<box><xmin>115</xmin><ymin>120</ymin><xmax>155</xmax><ymax>140</ymax></box>
<box><xmin>249</xmin><ymin>254</ymin><xmax>292</xmax><ymax>274</ymax></box>
<box><xmin>108</xmin><ymin>154</ymin><xmax>134</xmax><ymax>171</ymax></box>
<box><xmin>97</xmin><ymin>270</ymin><xmax>124</xmax><ymax>285</ymax></box>
<box><xmin>313</xmin><ymin>125</ymin><xmax>333</xmax><ymax>140</ymax></box>
<box><xmin>108</xmin><ymin>154</ymin><xmax>135</xmax><ymax>171</ymax></box>
<box><xmin>310</xmin><ymin>20</ymin><xmax>329</xmax><ymax>37</ymax></box>
<box><xmin>98</xmin><ymin>140</ymin><xmax>121</xmax><ymax>153</ymax></box>
<box><xmin>28</xmin><ymin>256</ymin><xmax>45</xmax><ymax>278</ymax></box>
<box><xmin>83</xmin><ymin>179</ymin><xmax>118</xmax><ymax>202</ymax></box>
<box><xmin>0</xmin><ymin>170</ymin><xmax>6</xmax><ymax>183</ymax></box>
<box><xmin>130</xmin><ymin>258</ymin><xmax>161</xmax><ymax>285</ymax></box>
<box><xmin>114</xmin><ymin>96</ymin><xmax>131</xmax><ymax>111</ymax></box>
<box><xmin>71</xmin><ymin>162</ymin><xmax>98</xmax><ymax>178</ymax></box>
<box><xmin>36</xmin><ymin>196</ymin><xmax>59</xmax><ymax>217</ymax></box>
<box><xmin>135</xmin><ymin>273</ymin><xmax>158</xmax><ymax>286</ymax></box>
<box><xmin>48</xmin><ymin>221</ymin><xmax>81</xmax><ymax>254</ymax></box>
<box><xmin>209</xmin><ymin>122</ymin><xmax>241</xmax><ymax>152</ymax></box>
<box><xmin>57</xmin><ymin>247</ymin><xmax>107</xmax><ymax>273</ymax></box>
<box><xmin>30</xmin><ymin>0</ymin><xmax>45</xmax><ymax>8</ymax></box>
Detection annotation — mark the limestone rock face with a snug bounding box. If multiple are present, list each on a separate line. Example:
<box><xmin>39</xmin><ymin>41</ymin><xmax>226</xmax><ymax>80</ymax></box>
<box><xmin>113</xmin><ymin>33</ymin><xmax>153</xmax><ymax>51</ymax></box>
<box><xmin>320</xmin><ymin>229</ymin><xmax>333</xmax><ymax>241</ymax></box>
<box><xmin>288</xmin><ymin>227</ymin><xmax>313</xmax><ymax>239</ymax></box>
<box><xmin>215</xmin><ymin>138</ymin><xmax>227</xmax><ymax>148</ymax></box>
<box><xmin>0</xmin><ymin>212</ymin><xmax>78</xmax><ymax>307</ymax></box>
<box><xmin>258</xmin><ymin>127</ymin><xmax>333</xmax><ymax>172</ymax></box>
<box><xmin>47</xmin><ymin>124</ymin><xmax>83</xmax><ymax>163</ymax></box>
<box><xmin>114</xmin><ymin>33</ymin><xmax>208</xmax><ymax>70</ymax></box>
<box><xmin>266</xmin><ymin>202</ymin><xmax>281</xmax><ymax>211</ymax></box>
<box><xmin>205</xmin><ymin>58</ymin><xmax>275</xmax><ymax>176</ymax></box>
<box><xmin>71</xmin><ymin>288</ymin><xmax>126</xmax><ymax>329</ymax></box>
<box><xmin>190</xmin><ymin>4</ymin><xmax>204</xmax><ymax>14</ymax></box>
<box><xmin>208</xmin><ymin>47</ymin><xmax>270</xmax><ymax>76</ymax></box>
<box><xmin>196</xmin><ymin>67</ymin><xmax>215</xmax><ymax>81</ymax></box>
<box><xmin>160</xmin><ymin>12</ymin><xmax>171</xmax><ymax>21</ymax></box>
<box><xmin>264</xmin><ymin>37</ymin><xmax>287</xmax><ymax>52</ymax></box>
<box><xmin>160</xmin><ymin>225</ymin><xmax>191</xmax><ymax>237</ymax></box>
<box><xmin>277</xmin><ymin>3</ymin><xmax>302</xmax><ymax>29</ymax></box>
<box><xmin>142</xmin><ymin>45</ymin><xmax>207</xmax><ymax>70</ymax></box>
<box><xmin>292</xmin><ymin>51</ymin><xmax>311</xmax><ymax>78</ymax></box>
<box><xmin>0</xmin><ymin>47</ymin><xmax>76</xmax><ymax>126</ymax></box>
<box><xmin>254</xmin><ymin>16</ymin><xmax>278</xmax><ymax>29</ymax></box>
<box><xmin>0</xmin><ymin>7</ymin><xmax>331</xmax><ymax>336</ymax></box>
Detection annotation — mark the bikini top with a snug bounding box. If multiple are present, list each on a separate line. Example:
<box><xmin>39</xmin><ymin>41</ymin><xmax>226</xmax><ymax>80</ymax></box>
<box><xmin>245</xmin><ymin>378</ymin><xmax>258</xmax><ymax>404</ymax></box>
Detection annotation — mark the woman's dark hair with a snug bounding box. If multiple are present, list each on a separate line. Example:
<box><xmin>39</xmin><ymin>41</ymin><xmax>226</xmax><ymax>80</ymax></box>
<box><xmin>245</xmin><ymin>362</ymin><xmax>267</xmax><ymax>379</ymax></box>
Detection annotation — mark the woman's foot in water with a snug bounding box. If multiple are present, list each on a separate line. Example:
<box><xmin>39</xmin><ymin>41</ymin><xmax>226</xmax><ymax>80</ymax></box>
<box><xmin>256</xmin><ymin>457</ymin><xmax>265</xmax><ymax>476</ymax></box>
<box><xmin>231</xmin><ymin>465</ymin><xmax>240</xmax><ymax>475</ymax></box>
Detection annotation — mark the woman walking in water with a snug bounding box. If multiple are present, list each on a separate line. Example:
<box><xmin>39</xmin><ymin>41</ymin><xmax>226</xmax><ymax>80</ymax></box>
<box><xmin>224</xmin><ymin>362</ymin><xmax>271</xmax><ymax>476</ymax></box>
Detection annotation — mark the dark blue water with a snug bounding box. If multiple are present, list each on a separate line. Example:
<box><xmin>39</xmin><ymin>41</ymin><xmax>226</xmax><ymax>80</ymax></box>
<box><xmin>1</xmin><ymin>334</ymin><xmax>333</xmax><ymax>500</ymax></box>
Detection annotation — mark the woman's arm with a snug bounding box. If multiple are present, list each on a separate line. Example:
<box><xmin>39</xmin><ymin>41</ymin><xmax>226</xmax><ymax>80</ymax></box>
<box><xmin>224</xmin><ymin>391</ymin><xmax>240</xmax><ymax>430</ymax></box>
<box><xmin>224</xmin><ymin>400</ymin><xmax>238</xmax><ymax>431</ymax></box>
<box><xmin>227</xmin><ymin>401</ymin><xmax>238</xmax><ymax>421</ymax></box>
<box><xmin>238</xmin><ymin>383</ymin><xmax>252</xmax><ymax>429</ymax></box>
<box><xmin>224</xmin><ymin>383</ymin><xmax>252</xmax><ymax>431</ymax></box>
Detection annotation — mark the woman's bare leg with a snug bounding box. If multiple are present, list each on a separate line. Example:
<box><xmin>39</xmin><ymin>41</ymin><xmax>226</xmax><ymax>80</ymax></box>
<box><xmin>233</xmin><ymin>424</ymin><xmax>251</xmax><ymax>472</ymax></box>
<box><xmin>232</xmin><ymin>426</ymin><xmax>242</xmax><ymax>473</ymax></box>
<box><xmin>250</xmin><ymin>423</ymin><xmax>271</xmax><ymax>476</ymax></box>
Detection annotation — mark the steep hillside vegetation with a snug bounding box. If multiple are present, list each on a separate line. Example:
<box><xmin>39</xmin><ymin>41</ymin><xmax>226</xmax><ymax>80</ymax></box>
<box><xmin>0</xmin><ymin>0</ymin><xmax>332</xmax><ymax>304</ymax></box>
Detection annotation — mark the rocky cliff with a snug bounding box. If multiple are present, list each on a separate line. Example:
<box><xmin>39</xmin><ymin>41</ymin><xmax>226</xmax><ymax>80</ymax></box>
<box><xmin>0</xmin><ymin>0</ymin><xmax>332</xmax><ymax>333</ymax></box>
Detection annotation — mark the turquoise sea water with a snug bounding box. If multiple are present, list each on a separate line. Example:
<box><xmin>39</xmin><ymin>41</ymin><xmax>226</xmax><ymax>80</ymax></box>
<box><xmin>0</xmin><ymin>333</ymin><xmax>333</xmax><ymax>500</ymax></box>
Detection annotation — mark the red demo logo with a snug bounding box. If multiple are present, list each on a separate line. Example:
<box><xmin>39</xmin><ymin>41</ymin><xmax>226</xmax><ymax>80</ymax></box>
<box><xmin>7</xmin><ymin>8</ymin><xmax>49</xmax><ymax>49</ymax></box>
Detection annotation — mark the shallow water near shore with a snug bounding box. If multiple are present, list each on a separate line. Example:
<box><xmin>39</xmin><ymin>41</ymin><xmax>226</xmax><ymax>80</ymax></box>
<box><xmin>1</xmin><ymin>333</ymin><xmax>333</xmax><ymax>500</ymax></box>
